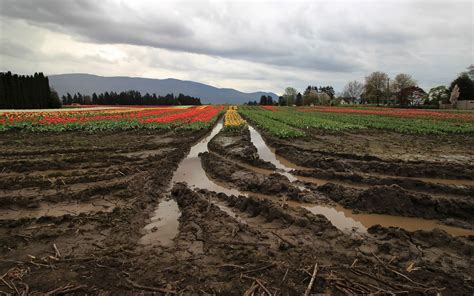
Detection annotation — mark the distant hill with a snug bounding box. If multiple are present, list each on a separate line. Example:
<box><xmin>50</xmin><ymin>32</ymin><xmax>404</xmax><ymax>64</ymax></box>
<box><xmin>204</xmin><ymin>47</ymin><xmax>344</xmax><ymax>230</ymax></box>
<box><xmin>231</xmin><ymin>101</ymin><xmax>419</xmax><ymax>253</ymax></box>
<box><xmin>49</xmin><ymin>74</ymin><xmax>278</xmax><ymax>104</ymax></box>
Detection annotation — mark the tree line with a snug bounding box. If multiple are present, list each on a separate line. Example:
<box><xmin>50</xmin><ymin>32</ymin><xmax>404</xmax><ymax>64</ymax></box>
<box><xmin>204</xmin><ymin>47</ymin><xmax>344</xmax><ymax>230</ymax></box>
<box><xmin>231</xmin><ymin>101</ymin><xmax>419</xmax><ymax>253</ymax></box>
<box><xmin>262</xmin><ymin>65</ymin><xmax>473</xmax><ymax>107</ymax></box>
<box><xmin>62</xmin><ymin>90</ymin><xmax>202</xmax><ymax>106</ymax></box>
<box><xmin>0</xmin><ymin>71</ymin><xmax>61</xmax><ymax>109</ymax></box>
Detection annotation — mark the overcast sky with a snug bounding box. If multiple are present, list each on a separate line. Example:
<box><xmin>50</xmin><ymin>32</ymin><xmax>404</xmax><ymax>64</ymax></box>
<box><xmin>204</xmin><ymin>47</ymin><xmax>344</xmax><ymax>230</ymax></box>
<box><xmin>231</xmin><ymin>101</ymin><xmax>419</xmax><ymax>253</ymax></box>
<box><xmin>0</xmin><ymin>0</ymin><xmax>472</xmax><ymax>94</ymax></box>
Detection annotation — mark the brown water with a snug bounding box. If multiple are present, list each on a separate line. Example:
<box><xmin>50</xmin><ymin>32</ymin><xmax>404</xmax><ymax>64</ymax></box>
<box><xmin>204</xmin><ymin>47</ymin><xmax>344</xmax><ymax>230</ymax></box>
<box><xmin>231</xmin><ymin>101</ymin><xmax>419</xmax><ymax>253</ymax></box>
<box><xmin>139</xmin><ymin>198</ymin><xmax>181</xmax><ymax>246</ymax></box>
<box><xmin>171</xmin><ymin>120</ymin><xmax>242</xmax><ymax>196</ymax></box>
<box><xmin>238</xmin><ymin>191</ymin><xmax>473</xmax><ymax>236</ymax></box>
<box><xmin>141</xmin><ymin>121</ymin><xmax>473</xmax><ymax>243</ymax></box>
<box><xmin>304</xmin><ymin>204</ymin><xmax>474</xmax><ymax>236</ymax></box>
<box><xmin>245</xmin><ymin>125</ymin><xmax>473</xmax><ymax>237</ymax></box>
<box><xmin>0</xmin><ymin>199</ymin><xmax>120</xmax><ymax>220</ymax></box>
<box><xmin>141</xmin><ymin>120</ymin><xmax>242</xmax><ymax>247</ymax></box>
<box><xmin>248</xmin><ymin>126</ymin><xmax>299</xmax><ymax>182</ymax></box>
<box><xmin>249</xmin><ymin>130</ymin><xmax>474</xmax><ymax>188</ymax></box>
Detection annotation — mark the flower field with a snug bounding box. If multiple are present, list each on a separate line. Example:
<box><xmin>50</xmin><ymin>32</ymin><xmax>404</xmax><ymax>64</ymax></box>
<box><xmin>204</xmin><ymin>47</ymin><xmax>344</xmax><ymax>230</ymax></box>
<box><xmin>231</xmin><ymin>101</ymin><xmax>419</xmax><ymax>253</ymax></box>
<box><xmin>239</xmin><ymin>106</ymin><xmax>474</xmax><ymax>137</ymax></box>
<box><xmin>299</xmin><ymin>106</ymin><xmax>474</xmax><ymax>122</ymax></box>
<box><xmin>223</xmin><ymin>106</ymin><xmax>246</xmax><ymax>131</ymax></box>
<box><xmin>0</xmin><ymin>105</ymin><xmax>224</xmax><ymax>132</ymax></box>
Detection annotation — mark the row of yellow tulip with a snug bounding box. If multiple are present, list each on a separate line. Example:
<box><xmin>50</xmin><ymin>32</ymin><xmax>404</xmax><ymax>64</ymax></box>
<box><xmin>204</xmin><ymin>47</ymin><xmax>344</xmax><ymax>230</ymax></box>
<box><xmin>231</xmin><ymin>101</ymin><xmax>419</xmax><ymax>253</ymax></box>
<box><xmin>224</xmin><ymin>106</ymin><xmax>246</xmax><ymax>127</ymax></box>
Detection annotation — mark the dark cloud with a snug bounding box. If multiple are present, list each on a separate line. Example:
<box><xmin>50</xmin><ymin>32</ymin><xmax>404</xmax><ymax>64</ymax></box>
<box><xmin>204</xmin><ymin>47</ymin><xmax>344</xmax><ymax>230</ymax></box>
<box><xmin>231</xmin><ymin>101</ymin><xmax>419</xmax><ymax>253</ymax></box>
<box><xmin>0</xmin><ymin>0</ymin><xmax>472</xmax><ymax>92</ymax></box>
<box><xmin>0</xmin><ymin>0</ymin><xmax>366</xmax><ymax>72</ymax></box>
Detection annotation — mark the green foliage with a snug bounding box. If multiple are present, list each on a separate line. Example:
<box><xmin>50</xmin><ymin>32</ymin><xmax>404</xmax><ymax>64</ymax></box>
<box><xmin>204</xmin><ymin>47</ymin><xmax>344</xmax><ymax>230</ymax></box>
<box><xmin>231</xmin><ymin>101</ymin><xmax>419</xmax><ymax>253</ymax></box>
<box><xmin>0</xmin><ymin>71</ymin><xmax>59</xmax><ymax>109</ymax></box>
<box><xmin>239</xmin><ymin>106</ymin><xmax>474</xmax><ymax>136</ymax></box>
<box><xmin>238</xmin><ymin>107</ymin><xmax>305</xmax><ymax>138</ymax></box>
<box><xmin>311</xmin><ymin>112</ymin><xmax>473</xmax><ymax>134</ymax></box>
<box><xmin>449</xmin><ymin>73</ymin><xmax>474</xmax><ymax>101</ymax></box>
<box><xmin>261</xmin><ymin>110</ymin><xmax>365</xmax><ymax>130</ymax></box>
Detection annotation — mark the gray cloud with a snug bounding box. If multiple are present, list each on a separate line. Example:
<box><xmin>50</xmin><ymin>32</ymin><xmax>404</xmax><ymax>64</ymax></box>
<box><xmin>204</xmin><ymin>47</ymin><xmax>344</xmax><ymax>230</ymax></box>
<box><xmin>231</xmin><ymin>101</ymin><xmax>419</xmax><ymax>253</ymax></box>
<box><xmin>0</xmin><ymin>0</ymin><xmax>472</xmax><ymax>93</ymax></box>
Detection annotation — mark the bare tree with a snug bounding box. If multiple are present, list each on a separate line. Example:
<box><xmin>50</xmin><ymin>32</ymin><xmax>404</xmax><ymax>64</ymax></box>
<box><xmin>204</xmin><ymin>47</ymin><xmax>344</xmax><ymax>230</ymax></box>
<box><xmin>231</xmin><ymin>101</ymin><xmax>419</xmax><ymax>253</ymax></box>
<box><xmin>342</xmin><ymin>80</ymin><xmax>364</xmax><ymax>103</ymax></box>
<box><xmin>283</xmin><ymin>87</ymin><xmax>298</xmax><ymax>106</ymax></box>
<box><xmin>392</xmin><ymin>73</ymin><xmax>417</xmax><ymax>93</ymax></box>
<box><xmin>364</xmin><ymin>71</ymin><xmax>389</xmax><ymax>105</ymax></box>
<box><xmin>303</xmin><ymin>89</ymin><xmax>319</xmax><ymax>105</ymax></box>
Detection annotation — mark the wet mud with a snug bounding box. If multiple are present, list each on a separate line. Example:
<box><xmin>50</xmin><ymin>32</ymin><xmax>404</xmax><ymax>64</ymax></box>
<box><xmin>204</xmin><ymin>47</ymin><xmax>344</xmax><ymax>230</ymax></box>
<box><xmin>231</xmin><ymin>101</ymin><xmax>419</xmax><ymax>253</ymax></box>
<box><xmin>208</xmin><ymin>125</ymin><xmax>276</xmax><ymax>170</ymax></box>
<box><xmin>1</xmin><ymin>119</ymin><xmax>473</xmax><ymax>293</ymax></box>
<box><xmin>318</xmin><ymin>183</ymin><xmax>474</xmax><ymax>226</ymax></box>
<box><xmin>201</xmin><ymin>151</ymin><xmax>320</xmax><ymax>203</ymax></box>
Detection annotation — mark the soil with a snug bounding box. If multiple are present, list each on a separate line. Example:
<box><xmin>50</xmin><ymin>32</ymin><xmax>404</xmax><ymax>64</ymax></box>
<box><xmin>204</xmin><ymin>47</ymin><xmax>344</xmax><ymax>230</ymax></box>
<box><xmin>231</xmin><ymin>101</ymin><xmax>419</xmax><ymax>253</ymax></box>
<box><xmin>317</xmin><ymin>183</ymin><xmax>474</xmax><ymax>222</ymax></box>
<box><xmin>1</xmin><ymin>121</ymin><xmax>473</xmax><ymax>294</ymax></box>
<box><xmin>260</xmin><ymin>129</ymin><xmax>474</xmax><ymax>180</ymax></box>
<box><xmin>201</xmin><ymin>151</ymin><xmax>320</xmax><ymax>203</ymax></box>
<box><xmin>208</xmin><ymin>127</ymin><xmax>276</xmax><ymax>170</ymax></box>
<box><xmin>243</xmin><ymin>123</ymin><xmax>474</xmax><ymax>229</ymax></box>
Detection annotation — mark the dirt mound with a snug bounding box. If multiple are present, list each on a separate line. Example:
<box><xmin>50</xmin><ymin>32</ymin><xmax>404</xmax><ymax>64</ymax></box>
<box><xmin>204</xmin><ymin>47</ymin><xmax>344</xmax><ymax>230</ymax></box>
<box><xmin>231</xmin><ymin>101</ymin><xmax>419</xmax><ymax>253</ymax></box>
<box><xmin>200</xmin><ymin>151</ymin><xmax>319</xmax><ymax>202</ymax></box>
<box><xmin>294</xmin><ymin>167</ymin><xmax>474</xmax><ymax>197</ymax></box>
<box><xmin>208</xmin><ymin>126</ymin><xmax>276</xmax><ymax>170</ymax></box>
<box><xmin>318</xmin><ymin>183</ymin><xmax>474</xmax><ymax>223</ymax></box>
<box><xmin>275</xmin><ymin>144</ymin><xmax>474</xmax><ymax>180</ymax></box>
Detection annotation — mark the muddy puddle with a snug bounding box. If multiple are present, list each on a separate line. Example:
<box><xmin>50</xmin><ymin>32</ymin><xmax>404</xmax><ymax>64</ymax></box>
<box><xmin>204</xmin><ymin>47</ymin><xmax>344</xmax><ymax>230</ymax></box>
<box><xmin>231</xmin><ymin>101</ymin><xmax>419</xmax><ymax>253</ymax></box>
<box><xmin>248</xmin><ymin>126</ymin><xmax>300</xmax><ymax>182</ymax></box>
<box><xmin>246</xmin><ymin>125</ymin><xmax>473</xmax><ymax>237</ymax></box>
<box><xmin>0</xmin><ymin>199</ymin><xmax>120</xmax><ymax>220</ymax></box>
<box><xmin>143</xmin><ymin>122</ymin><xmax>473</xmax><ymax>245</ymax></box>
<box><xmin>141</xmin><ymin>120</ymin><xmax>242</xmax><ymax>246</ymax></box>
<box><xmin>139</xmin><ymin>198</ymin><xmax>181</xmax><ymax>246</ymax></box>
<box><xmin>304</xmin><ymin>204</ymin><xmax>474</xmax><ymax>236</ymax></box>
<box><xmin>170</xmin><ymin>120</ymin><xmax>241</xmax><ymax>196</ymax></box>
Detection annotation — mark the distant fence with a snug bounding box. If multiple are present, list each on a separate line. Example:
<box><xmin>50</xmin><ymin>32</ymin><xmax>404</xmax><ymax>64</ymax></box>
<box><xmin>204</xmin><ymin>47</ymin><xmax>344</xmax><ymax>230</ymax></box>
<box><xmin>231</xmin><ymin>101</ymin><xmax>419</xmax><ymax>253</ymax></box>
<box><xmin>439</xmin><ymin>101</ymin><xmax>474</xmax><ymax>110</ymax></box>
<box><xmin>457</xmin><ymin>100</ymin><xmax>474</xmax><ymax>110</ymax></box>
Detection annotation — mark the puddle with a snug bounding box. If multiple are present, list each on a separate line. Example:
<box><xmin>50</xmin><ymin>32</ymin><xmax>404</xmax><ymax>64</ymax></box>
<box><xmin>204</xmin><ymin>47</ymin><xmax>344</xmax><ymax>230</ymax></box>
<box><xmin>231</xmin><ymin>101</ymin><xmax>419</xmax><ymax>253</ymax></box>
<box><xmin>0</xmin><ymin>200</ymin><xmax>119</xmax><ymax>220</ymax></box>
<box><xmin>141</xmin><ymin>119</ymin><xmax>242</xmax><ymax>247</ymax></box>
<box><xmin>171</xmin><ymin>120</ymin><xmax>241</xmax><ymax>196</ymax></box>
<box><xmin>216</xmin><ymin>188</ymin><xmax>474</xmax><ymax>237</ymax></box>
<box><xmin>142</xmin><ymin>121</ymin><xmax>474</xmax><ymax>245</ymax></box>
<box><xmin>247</xmin><ymin>130</ymin><xmax>474</xmax><ymax>188</ymax></box>
<box><xmin>248</xmin><ymin>126</ymin><xmax>299</xmax><ymax>182</ymax></box>
<box><xmin>304</xmin><ymin>204</ymin><xmax>474</xmax><ymax>237</ymax></box>
<box><xmin>139</xmin><ymin>198</ymin><xmax>181</xmax><ymax>246</ymax></box>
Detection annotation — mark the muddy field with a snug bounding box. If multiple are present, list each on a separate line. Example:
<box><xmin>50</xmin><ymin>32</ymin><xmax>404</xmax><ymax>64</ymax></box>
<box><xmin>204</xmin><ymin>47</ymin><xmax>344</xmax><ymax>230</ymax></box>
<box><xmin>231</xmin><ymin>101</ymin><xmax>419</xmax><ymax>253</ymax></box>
<box><xmin>1</xmin><ymin>119</ymin><xmax>473</xmax><ymax>294</ymax></box>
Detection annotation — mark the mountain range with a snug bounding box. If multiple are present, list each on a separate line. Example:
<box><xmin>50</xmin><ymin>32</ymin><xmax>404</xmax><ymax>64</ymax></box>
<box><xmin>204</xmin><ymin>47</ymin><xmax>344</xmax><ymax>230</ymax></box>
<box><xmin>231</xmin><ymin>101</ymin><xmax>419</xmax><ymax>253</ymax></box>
<box><xmin>49</xmin><ymin>74</ymin><xmax>278</xmax><ymax>104</ymax></box>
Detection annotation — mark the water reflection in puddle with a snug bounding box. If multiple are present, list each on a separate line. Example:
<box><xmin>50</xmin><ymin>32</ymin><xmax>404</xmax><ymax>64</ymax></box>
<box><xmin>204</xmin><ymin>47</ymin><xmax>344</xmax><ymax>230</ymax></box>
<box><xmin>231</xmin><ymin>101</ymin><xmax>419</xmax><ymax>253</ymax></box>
<box><xmin>248</xmin><ymin>126</ymin><xmax>299</xmax><ymax>182</ymax></box>
<box><xmin>142</xmin><ymin>121</ymin><xmax>473</xmax><ymax>246</ymax></box>
<box><xmin>141</xmin><ymin>120</ymin><xmax>240</xmax><ymax>247</ymax></box>
<box><xmin>171</xmin><ymin>120</ymin><xmax>242</xmax><ymax>196</ymax></box>
<box><xmin>304</xmin><ymin>204</ymin><xmax>474</xmax><ymax>236</ymax></box>
<box><xmin>139</xmin><ymin>198</ymin><xmax>181</xmax><ymax>246</ymax></box>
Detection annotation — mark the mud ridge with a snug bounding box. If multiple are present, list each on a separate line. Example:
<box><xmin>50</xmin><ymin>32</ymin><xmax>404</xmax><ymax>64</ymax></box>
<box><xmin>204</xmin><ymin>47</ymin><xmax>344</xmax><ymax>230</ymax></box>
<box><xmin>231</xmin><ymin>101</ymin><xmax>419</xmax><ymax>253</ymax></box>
<box><xmin>208</xmin><ymin>125</ymin><xmax>276</xmax><ymax>170</ymax></box>
<box><xmin>294</xmin><ymin>168</ymin><xmax>474</xmax><ymax>197</ymax></box>
<box><xmin>319</xmin><ymin>183</ymin><xmax>474</xmax><ymax>224</ymax></box>
<box><xmin>200</xmin><ymin>151</ymin><xmax>319</xmax><ymax>202</ymax></box>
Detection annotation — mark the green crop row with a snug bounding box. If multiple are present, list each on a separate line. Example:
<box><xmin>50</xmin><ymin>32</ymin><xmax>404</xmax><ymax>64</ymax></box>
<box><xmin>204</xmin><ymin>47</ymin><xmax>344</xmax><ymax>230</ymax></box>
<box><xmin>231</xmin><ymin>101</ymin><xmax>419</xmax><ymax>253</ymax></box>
<box><xmin>262</xmin><ymin>110</ymin><xmax>365</xmax><ymax>131</ymax></box>
<box><xmin>238</xmin><ymin>107</ymin><xmax>305</xmax><ymax>138</ymax></box>
<box><xmin>307</xmin><ymin>111</ymin><xmax>474</xmax><ymax>134</ymax></box>
<box><xmin>240</xmin><ymin>106</ymin><xmax>473</xmax><ymax>135</ymax></box>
